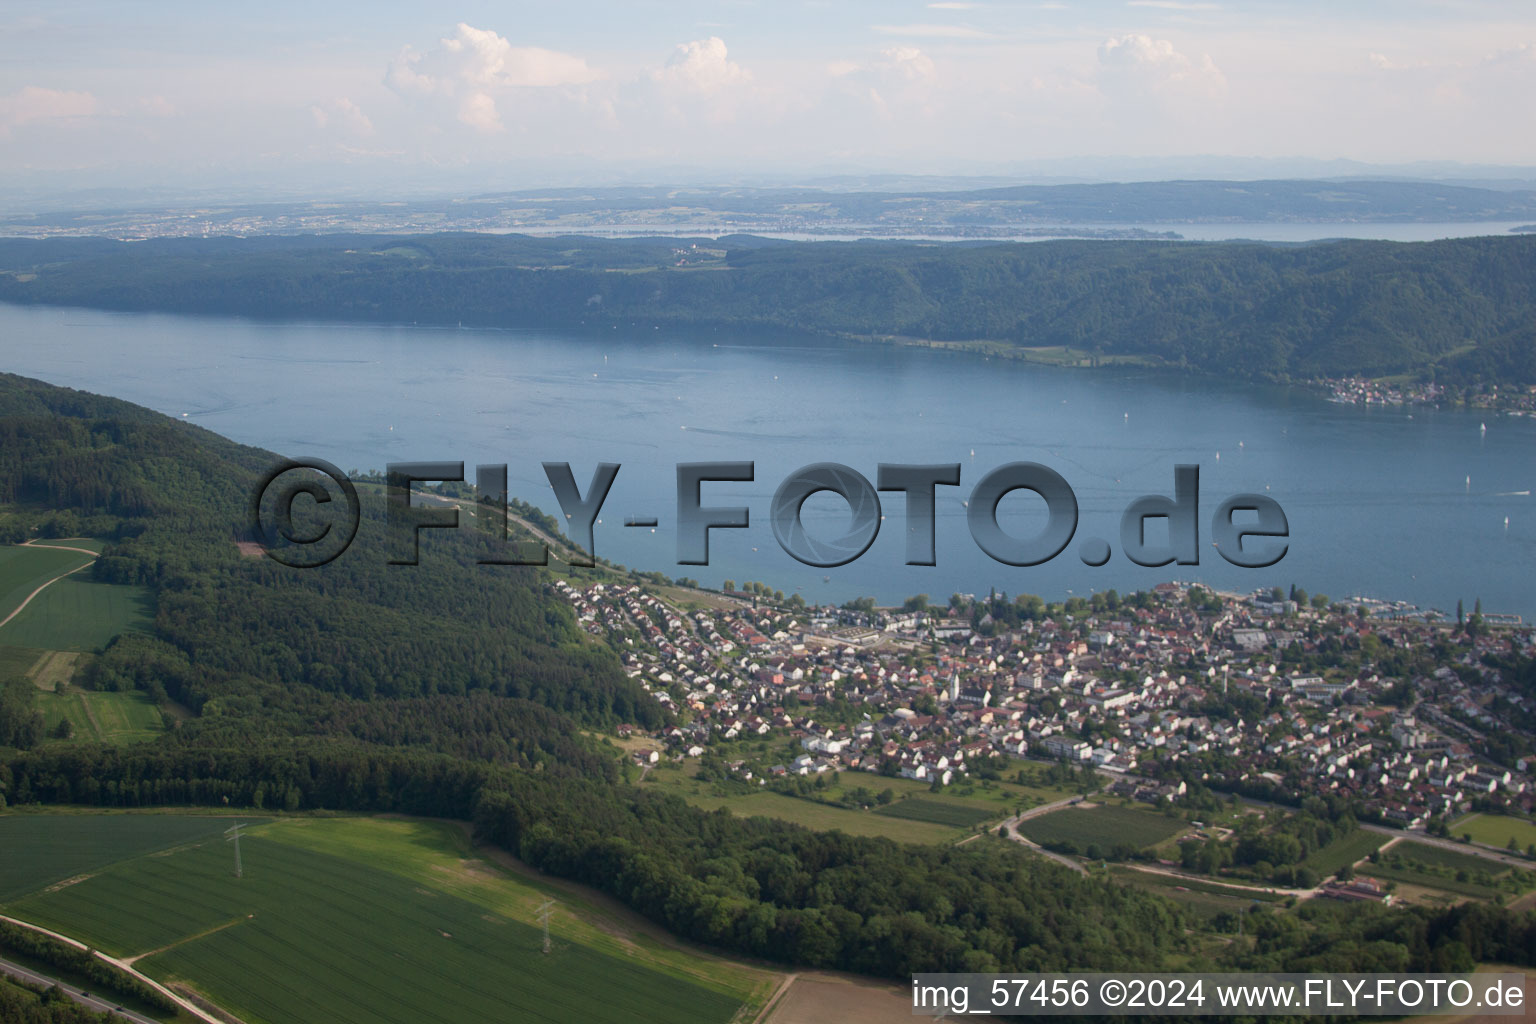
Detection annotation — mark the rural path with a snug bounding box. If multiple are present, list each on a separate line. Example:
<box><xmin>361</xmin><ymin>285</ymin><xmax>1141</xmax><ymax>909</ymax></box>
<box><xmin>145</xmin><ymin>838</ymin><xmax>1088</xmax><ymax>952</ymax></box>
<box><xmin>749</xmin><ymin>972</ymin><xmax>799</xmax><ymax>1024</ymax></box>
<box><xmin>78</xmin><ymin>693</ymin><xmax>105</xmax><ymax>742</ymax></box>
<box><xmin>0</xmin><ymin>540</ymin><xmax>98</xmax><ymax>631</ymax></box>
<box><xmin>1117</xmin><ymin>861</ymin><xmax>1318</xmax><ymax>900</ymax></box>
<box><xmin>1360</xmin><ymin>823</ymin><xmax>1536</xmax><ymax>872</ymax></box>
<box><xmin>0</xmin><ymin>952</ymin><xmax>160</xmax><ymax>1024</ymax></box>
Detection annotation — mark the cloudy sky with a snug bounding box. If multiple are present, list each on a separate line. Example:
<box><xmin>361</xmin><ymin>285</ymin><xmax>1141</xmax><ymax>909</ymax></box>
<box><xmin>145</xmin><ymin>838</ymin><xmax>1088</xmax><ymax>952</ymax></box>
<box><xmin>2</xmin><ymin>0</ymin><xmax>1534</xmax><ymax>194</ymax></box>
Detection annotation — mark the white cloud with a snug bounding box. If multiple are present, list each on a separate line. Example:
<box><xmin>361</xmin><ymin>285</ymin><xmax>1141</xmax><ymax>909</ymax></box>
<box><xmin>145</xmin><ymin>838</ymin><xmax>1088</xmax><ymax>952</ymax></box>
<box><xmin>874</xmin><ymin>46</ymin><xmax>938</xmax><ymax>82</ymax></box>
<box><xmin>821</xmin><ymin>45</ymin><xmax>941</xmax><ymax>126</ymax></box>
<box><xmin>138</xmin><ymin>95</ymin><xmax>176</xmax><ymax>118</ymax></box>
<box><xmin>1481</xmin><ymin>42</ymin><xmax>1535</xmax><ymax>66</ymax></box>
<box><xmin>1099</xmin><ymin>33</ymin><xmax>1224</xmax><ymax>87</ymax></box>
<box><xmin>457</xmin><ymin>92</ymin><xmax>502</xmax><ymax>133</ymax></box>
<box><xmin>312</xmin><ymin>97</ymin><xmax>374</xmax><ymax>136</ymax></box>
<box><xmin>1127</xmin><ymin>2</ymin><xmax>1222</xmax><ymax>10</ymax></box>
<box><xmin>385</xmin><ymin>23</ymin><xmax>598</xmax><ymax>133</ymax></box>
<box><xmin>0</xmin><ymin>86</ymin><xmax>97</xmax><ymax>130</ymax></box>
<box><xmin>652</xmin><ymin>37</ymin><xmax>751</xmax><ymax>93</ymax></box>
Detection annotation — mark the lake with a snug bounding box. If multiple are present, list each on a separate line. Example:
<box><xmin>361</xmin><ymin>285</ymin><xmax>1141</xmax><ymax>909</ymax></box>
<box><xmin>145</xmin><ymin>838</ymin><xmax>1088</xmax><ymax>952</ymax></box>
<box><xmin>3</xmin><ymin>303</ymin><xmax>1532</xmax><ymax>618</ymax></box>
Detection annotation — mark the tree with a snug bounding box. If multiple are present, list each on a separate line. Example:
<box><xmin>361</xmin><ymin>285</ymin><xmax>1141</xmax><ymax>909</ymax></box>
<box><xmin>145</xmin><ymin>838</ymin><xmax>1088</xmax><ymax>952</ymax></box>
<box><xmin>51</xmin><ymin>718</ymin><xmax>73</xmax><ymax>740</ymax></box>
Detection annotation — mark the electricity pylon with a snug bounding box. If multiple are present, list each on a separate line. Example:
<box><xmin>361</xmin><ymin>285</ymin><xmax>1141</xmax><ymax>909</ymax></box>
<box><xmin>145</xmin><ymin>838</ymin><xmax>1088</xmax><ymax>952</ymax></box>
<box><xmin>535</xmin><ymin>899</ymin><xmax>556</xmax><ymax>954</ymax></box>
<box><xmin>225</xmin><ymin>822</ymin><xmax>245</xmax><ymax>879</ymax></box>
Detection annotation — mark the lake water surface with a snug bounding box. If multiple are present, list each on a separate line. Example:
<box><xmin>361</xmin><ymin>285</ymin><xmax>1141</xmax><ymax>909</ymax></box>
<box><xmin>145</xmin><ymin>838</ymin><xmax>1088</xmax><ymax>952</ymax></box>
<box><xmin>3</xmin><ymin>303</ymin><xmax>1532</xmax><ymax>618</ymax></box>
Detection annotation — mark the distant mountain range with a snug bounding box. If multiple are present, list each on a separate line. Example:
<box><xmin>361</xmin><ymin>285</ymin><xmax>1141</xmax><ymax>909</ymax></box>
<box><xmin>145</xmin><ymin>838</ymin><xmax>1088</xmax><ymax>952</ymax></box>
<box><xmin>4</xmin><ymin>179</ymin><xmax>1536</xmax><ymax>240</ymax></box>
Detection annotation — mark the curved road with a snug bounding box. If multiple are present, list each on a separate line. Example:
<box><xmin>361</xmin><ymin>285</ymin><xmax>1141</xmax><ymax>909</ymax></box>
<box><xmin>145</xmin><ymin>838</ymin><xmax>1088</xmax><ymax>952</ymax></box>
<box><xmin>998</xmin><ymin>795</ymin><xmax>1092</xmax><ymax>873</ymax></box>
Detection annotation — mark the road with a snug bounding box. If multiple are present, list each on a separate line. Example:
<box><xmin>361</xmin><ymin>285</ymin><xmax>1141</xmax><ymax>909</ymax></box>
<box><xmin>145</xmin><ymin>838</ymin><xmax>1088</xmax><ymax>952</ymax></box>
<box><xmin>997</xmin><ymin>795</ymin><xmax>1091</xmax><ymax>873</ymax></box>
<box><xmin>0</xmin><ymin>954</ymin><xmax>159</xmax><ymax>1024</ymax></box>
<box><xmin>1361</xmin><ymin>823</ymin><xmax>1536</xmax><ymax>872</ymax></box>
<box><xmin>412</xmin><ymin>491</ymin><xmax>576</xmax><ymax>558</ymax></box>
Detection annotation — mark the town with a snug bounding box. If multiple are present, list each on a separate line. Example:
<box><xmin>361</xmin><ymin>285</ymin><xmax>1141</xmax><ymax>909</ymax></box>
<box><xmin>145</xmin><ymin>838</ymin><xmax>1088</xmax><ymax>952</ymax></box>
<box><xmin>554</xmin><ymin>570</ymin><xmax>1536</xmax><ymax>903</ymax></box>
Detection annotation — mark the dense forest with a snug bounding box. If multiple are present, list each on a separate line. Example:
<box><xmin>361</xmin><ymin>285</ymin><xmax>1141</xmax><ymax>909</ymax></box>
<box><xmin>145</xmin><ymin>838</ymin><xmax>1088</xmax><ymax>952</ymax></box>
<box><xmin>1</xmin><ymin>373</ymin><xmax>1534</xmax><ymax>982</ymax></box>
<box><xmin>1</xmin><ymin>233</ymin><xmax>1534</xmax><ymax>385</ymax></box>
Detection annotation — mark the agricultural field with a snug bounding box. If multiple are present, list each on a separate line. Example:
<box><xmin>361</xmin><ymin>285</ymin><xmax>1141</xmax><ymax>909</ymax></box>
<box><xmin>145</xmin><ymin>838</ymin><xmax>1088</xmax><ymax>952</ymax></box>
<box><xmin>0</xmin><ymin>576</ymin><xmax>154</xmax><ymax>651</ymax></box>
<box><xmin>685</xmin><ymin>790</ymin><xmax>958</xmax><ymax>844</ymax></box>
<box><xmin>0</xmin><ymin>813</ymin><xmax>767</xmax><ymax>1024</ymax></box>
<box><xmin>0</xmin><ymin>643</ymin><xmax>43</xmax><ymax>680</ymax></box>
<box><xmin>1361</xmin><ymin>840</ymin><xmax>1531</xmax><ymax>901</ymax></box>
<box><xmin>0</xmin><ymin>812</ymin><xmax>238</xmax><ymax>901</ymax></box>
<box><xmin>24</xmin><ymin>649</ymin><xmax>82</xmax><ymax>690</ymax></box>
<box><xmin>1016</xmin><ymin>804</ymin><xmax>1187</xmax><ymax>853</ymax></box>
<box><xmin>1363</xmin><ymin>862</ymin><xmax>1501</xmax><ymax>901</ymax></box>
<box><xmin>872</xmin><ymin>798</ymin><xmax>996</xmax><ymax>829</ymax></box>
<box><xmin>640</xmin><ymin>746</ymin><xmax>1087</xmax><ymax>841</ymax></box>
<box><xmin>0</xmin><ymin>544</ymin><xmax>95</xmax><ymax>624</ymax></box>
<box><xmin>35</xmin><ymin>686</ymin><xmax>164</xmax><ymax>744</ymax></box>
<box><xmin>1454</xmin><ymin>814</ymin><xmax>1536</xmax><ymax>853</ymax></box>
<box><xmin>1394</xmin><ymin>840</ymin><xmax>1516</xmax><ymax>875</ymax></box>
<box><xmin>838</xmin><ymin>761</ymin><xmax>1087</xmax><ymax>813</ymax></box>
<box><xmin>1299</xmin><ymin>828</ymin><xmax>1389</xmax><ymax>878</ymax></box>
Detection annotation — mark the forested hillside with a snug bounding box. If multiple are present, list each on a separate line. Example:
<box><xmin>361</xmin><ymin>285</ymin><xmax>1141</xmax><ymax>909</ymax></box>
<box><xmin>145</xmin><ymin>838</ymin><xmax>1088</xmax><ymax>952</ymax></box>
<box><xmin>1</xmin><ymin>233</ymin><xmax>1534</xmax><ymax>383</ymax></box>
<box><xmin>2</xmin><ymin>373</ymin><xmax>1534</xmax><ymax>981</ymax></box>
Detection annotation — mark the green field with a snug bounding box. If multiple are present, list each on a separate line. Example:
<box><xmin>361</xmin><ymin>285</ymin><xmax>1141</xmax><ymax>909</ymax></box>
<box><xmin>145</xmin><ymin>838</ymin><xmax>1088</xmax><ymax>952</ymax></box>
<box><xmin>36</xmin><ymin>687</ymin><xmax>164</xmax><ymax>744</ymax></box>
<box><xmin>0</xmin><ymin>576</ymin><xmax>154</xmax><ymax>651</ymax></box>
<box><xmin>686</xmin><ymin>790</ymin><xmax>958</xmax><ymax>843</ymax></box>
<box><xmin>1016</xmin><ymin>804</ymin><xmax>1187</xmax><ymax>852</ymax></box>
<box><xmin>1364</xmin><ymin>862</ymin><xmax>1501</xmax><ymax>900</ymax></box>
<box><xmin>839</xmin><ymin>763</ymin><xmax>1085</xmax><ymax>813</ymax></box>
<box><xmin>0</xmin><ymin>544</ymin><xmax>94</xmax><ymax>623</ymax></box>
<box><xmin>873</xmin><ymin>798</ymin><xmax>997</xmax><ymax>828</ymax></box>
<box><xmin>0</xmin><ymin>814</ymin><xmax>764</xmax><ymax>1024</ymax></box>
<box><xmin>0</xmin><ymin>644</ymin><xmax>43</xmax><ymax>680</ymax></box>
<box><xmin>1360</xmin><ymin>840</ymin><xmax>1525</xmax><ymax>900</ymax></box>
<box><xmin>639</xmin><ymin>750</ymin><xmax>1086</xmax><ymax>847</ymax></box>
<box><xmin>1299</xmin><ymin>829</ymin><xmax>1389</xmax><ymax>877</ymax></box>
<box><xmin>1395</xmin><ymin>840</ymin><xmax>1513</xmax><ymax>875</ymax></box>
<box><xmin>1455</xmin><ymin>814</ymin><xmax>1536</xmax><ymax>853</ymax></box>
<box><xmin>0</xmin><ymin>812</ymin><xmax>238</xmax><ymax>901</ymax></box>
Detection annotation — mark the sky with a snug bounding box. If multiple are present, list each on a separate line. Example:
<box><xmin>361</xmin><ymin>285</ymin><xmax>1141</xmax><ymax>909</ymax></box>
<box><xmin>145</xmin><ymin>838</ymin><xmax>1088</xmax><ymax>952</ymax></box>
<box><xmin>2</xmin><ymin>1</ymin><xmax>1534</xmax><ymax>196</ymax></box>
